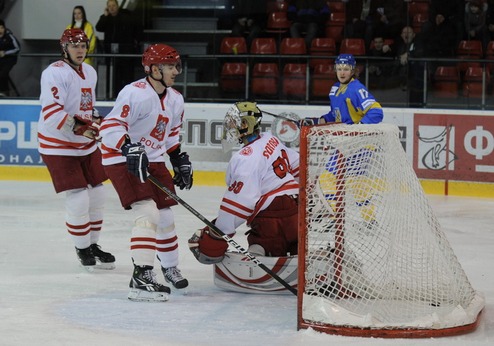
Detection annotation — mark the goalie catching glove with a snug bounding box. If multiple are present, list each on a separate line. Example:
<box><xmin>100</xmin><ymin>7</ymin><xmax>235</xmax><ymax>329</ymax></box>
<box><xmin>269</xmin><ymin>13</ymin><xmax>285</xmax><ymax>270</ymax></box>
<box><xmin>121</xmin><ymin>139</ymin><xmax>149</xmax><ymax>183</ymax></box>
<box><xmin>72</xmin><ymin>108</ymin><xmax>102</xmax><ymax>140</ymax></box>
<box><xmin>169</xmin><ymin>150</ymin><xmax>193</xmax><ymax>190</ymax></box>
<box><xmin>188</xmin><ymin>225</ymin><xmax>231</xmax><ymax>264</ymax></box>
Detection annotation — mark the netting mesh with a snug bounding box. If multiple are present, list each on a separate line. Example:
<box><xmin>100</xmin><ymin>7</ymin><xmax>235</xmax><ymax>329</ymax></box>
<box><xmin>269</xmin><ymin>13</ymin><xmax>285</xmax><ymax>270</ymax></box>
<box><xmin>299</xmin><ymin>123</ymin><xmax>484</xmax><ymax>333</ymax></box>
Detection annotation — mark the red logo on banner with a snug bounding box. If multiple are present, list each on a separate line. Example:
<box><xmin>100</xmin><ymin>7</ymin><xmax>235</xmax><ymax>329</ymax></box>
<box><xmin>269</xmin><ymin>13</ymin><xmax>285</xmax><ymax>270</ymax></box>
<box><xmin>414</xmin><ymin>114</ymin><xmax>494</xmax><ymax>182</ymax></box>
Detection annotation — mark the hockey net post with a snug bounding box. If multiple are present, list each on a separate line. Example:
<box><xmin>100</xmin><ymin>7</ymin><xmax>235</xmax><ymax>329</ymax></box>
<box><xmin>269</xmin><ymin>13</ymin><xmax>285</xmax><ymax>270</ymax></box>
<box><xmin>297</xmin><ymin>123</ymin><xmax>484</xmax><ymax>338</ymax></box>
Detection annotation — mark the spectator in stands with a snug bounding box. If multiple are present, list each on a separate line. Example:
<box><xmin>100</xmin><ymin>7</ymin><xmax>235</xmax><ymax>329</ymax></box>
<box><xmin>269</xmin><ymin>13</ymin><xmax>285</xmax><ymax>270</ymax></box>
<box><xmin>345</xmin><ymin>0</ymin><xmax>384</xmax><ymax>48</ymax></box>
<box><xmin>66</xmin><ymin>6</ymin><xmax>97</xmax><ymax>66</ymax></box>
<box><xmin>0</xmin><ymin>19</ymin><xmax>20</xmax><ymax>97</ymax></box>
<box><xmin>230</xmin><ymin>0</ymin><xmax>267</xmax><ymax>47</ymax></box>
<box><xmin>393</xmin><ymin>25</ymin><xmax>426</xmax><ymax>107</ymax></box>
<box><xmin>422</xmin><ymin>9</ymin><xmax>457</xmax><ymax>72</ymax></box>
<box><xmin>374</xmin><ymin>0</ymin><xmax>406</xmax><ymax>42</ymax></box>
<box><xmin>288</xmin><ymin>0</ymin><xmax>330</xmax><ymax>50</ymax></box>
<box><xmin>487</xmin><ymin>0</ymin><xmax>494</xmax><ymax>41</ymax></box>
<box><xmin>464</xmin><ymin>0</ymin><xmax>488</xmax><ymax>49</ymax></box>
<box><xmin>96</xmin><ymin>0</ymin><xmax>143</xmax><ymax>98</ymax></box>
<box><xmin>368</xmin><ymin>35</ymin><xmax>395</xmax><ymax>88</ymax></box>
<box><xmin>426</xmin><ymin>0</ymin><xmax>465</xmax><ymax>46</ymax></box>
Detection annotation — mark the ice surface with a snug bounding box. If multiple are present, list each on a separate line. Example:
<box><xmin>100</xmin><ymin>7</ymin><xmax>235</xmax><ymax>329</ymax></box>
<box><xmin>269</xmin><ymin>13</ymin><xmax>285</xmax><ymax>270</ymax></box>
<box><xmin>0</xmin><ymin>181</ymin><xmax>493</xmax><ymax>345</ymax></box>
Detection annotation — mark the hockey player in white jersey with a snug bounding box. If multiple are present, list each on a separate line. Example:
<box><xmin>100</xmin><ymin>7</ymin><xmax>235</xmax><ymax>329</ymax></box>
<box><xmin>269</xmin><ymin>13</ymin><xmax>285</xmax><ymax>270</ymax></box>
<box><xmin>188</xmin><ymin>102</ymin><xmax>299</xmax><ymax>267</ymax></box>
<box><xmin>38</xmin><ymin>28</ymin><xmax>115</xmax><ymax>271</ymax></box>
<box><xmin>99</xmin><ymin>43</ymin><xmax>193</xmax><ymax>302</ymax></box>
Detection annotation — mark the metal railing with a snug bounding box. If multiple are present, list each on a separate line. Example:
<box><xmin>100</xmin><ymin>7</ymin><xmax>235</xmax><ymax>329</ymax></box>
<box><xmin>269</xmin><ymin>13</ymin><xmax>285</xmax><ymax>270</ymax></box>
<box><xmin>18</xmin><ymin>52</ymin><xmax>494</xmax><ymax>109</ymax></box>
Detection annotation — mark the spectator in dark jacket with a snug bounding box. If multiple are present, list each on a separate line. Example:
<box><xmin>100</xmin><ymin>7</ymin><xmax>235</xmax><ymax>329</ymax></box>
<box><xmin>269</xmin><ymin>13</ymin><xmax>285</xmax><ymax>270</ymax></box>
<box><xmin>0</xmin><ymin>19</ymin><xmax>20</xmax><ymax>96</ymax></box>
<box><xmin>368</xmin><ymin>35</ymin><xmax>395</xmax><ymax>88</ymax></box>
<box><xmin>96</xmin><ymin>0</ymin><xmax>143</xmax><ymax>98</ymax></box>
<box><xmin>393</xmin><ymin>25</ymin><xmax>426</xmax><ymax>107</ymax></box>
<box><xmin>464</xmin><ymin>0</ymin><xmax>488</xmax><ymax>49</ymax></box>
<box><xmin>230</xmin><ymin>0</ymin><xmax>267</xmax><ymax>47</ymax></box>
<box><xmin>288</xmin><ymin>0</ymin><xmax>330</xmax><ymax>50</ymax></box>
<box><xmin>345</xmin><ymin>0</ymin><xmax>384</xmax><ymax>48</ymax></box>
<box><xmin>426</xmin><ymin>0</ymin><xmax>464</xmax><ymax>45</ymax></box>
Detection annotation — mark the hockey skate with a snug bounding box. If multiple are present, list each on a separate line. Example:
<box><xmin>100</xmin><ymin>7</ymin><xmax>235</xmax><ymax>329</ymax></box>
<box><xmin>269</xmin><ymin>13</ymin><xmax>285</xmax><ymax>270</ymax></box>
<box><xmin>90</xmin><ymin>244</ymin><xmax>116</xmax><ymax>270</ymax></box>
<box><xmin>128</xmin><ymin>265</ymin><xmax>170</xmax><ymax>302</ymax></box>
<box><xmin>75</xmin><ymin>246</ymin><xmax>96</xmax><ymax>272</ymax></box>
<box><xmin>162</xmin><ymin>266</ymin><xmax>189</xmax><ymax>289</ymax></box>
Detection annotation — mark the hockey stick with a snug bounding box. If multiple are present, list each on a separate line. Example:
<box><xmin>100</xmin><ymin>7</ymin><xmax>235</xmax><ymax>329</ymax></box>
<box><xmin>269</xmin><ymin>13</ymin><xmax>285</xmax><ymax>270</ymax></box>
<box><xmin>147</xmin><ymin>174</ymin><xmax>298</xmax><ymax>296</ymax></box>
<box><xmin>261</xmin><ymin>109</ymin><xmax>300</xmax><ymax>124</ymax></box>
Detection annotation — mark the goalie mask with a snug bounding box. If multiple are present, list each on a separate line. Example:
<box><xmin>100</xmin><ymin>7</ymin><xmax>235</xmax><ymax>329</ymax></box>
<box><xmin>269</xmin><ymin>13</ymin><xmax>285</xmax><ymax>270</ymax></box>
<box><xmin>221</xmin><ymin>101</ymin><xmax>262</xmax><ymax>151</ymax></box>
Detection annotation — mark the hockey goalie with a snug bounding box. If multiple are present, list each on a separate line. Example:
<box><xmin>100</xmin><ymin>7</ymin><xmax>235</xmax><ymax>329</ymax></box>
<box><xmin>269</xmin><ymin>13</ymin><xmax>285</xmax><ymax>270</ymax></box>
<box><xmin>188</xmin><ymin>101</ymin><xmax>299</xmax><ymax>294</ymax></box>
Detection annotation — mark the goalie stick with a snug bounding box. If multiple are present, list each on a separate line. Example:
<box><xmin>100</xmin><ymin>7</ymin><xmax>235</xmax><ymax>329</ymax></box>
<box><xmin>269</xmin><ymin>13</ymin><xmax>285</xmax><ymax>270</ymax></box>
<box><xmin>261</xmin><ymin>109</ymin><xmax>300</xmax><ymax>123</ymax></box>
<box><xmin>147</xmin><ymin>174</ymin><xmax>298</xmax><ymax>296</ymax></box>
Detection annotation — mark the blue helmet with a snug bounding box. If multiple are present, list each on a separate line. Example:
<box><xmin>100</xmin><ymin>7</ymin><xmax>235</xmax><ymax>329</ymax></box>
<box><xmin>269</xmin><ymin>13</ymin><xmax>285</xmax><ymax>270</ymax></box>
<box><xmin>335</xmin><ymin>54</ymin><xmax>356</xmax><ymax>68</ymax></box>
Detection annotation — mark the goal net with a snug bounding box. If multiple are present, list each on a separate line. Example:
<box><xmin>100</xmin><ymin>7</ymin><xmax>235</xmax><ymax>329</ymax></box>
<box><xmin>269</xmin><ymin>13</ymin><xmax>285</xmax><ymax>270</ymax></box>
<box><xmin>297</xmin><ymin>123</ymin><xmax>484</xmax><ymax>338</ymax></box>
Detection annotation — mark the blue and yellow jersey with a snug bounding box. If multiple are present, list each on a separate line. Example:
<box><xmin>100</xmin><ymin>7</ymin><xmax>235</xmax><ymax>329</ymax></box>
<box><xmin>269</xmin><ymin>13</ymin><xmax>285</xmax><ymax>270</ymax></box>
<box><xmin>322</xmin><ymin>78</ymin><xmax>383</xmax><ymax>124</ymax></box>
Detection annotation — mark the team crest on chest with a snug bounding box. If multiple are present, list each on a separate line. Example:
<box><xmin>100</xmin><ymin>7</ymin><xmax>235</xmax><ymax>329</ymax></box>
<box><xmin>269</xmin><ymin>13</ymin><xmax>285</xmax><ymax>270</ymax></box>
<box><xmin>150</xmin><ymin>114</ymin><xmax>168</xmax><ymax>141</ymax></box>
<box><xmin>80</xmin><ymin>88</ymin><xmax>92</xmax><ymax>111</ymax></box>
<box><xmin>133</xmin><ymin>82</ymin><xmax>146</xmax><ymax>89</ymax></box>
<box><xmin>239</xmin><ymin>147</ymin><xmax>253</xmax><ymax>156</ymax></box>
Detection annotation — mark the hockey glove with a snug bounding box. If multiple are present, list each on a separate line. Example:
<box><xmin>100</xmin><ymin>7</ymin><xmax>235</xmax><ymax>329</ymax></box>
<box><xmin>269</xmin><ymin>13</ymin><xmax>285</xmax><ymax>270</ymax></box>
<box><xmin>170</xmin><ymin>152</ymin><xmax>193</xmax><ymax>190</ymax></box>
<box><xmin>72</xmin><ymin>111</ymin><xmax>102</xmax><ymax>140</ymax></box>
<box><xmin>298</xmin><ymin>117</ymin><xmax>320</xmax><ymax>127</ymax></box>
<box><xmin>121</xmin><ymin>142</ymin><xmax>149</xmax><ymax>183</ymax></box>
<box><xmin>188</xmin><ymin>226</ymin><xmax>230</xmax><ymax>265</ymax></box>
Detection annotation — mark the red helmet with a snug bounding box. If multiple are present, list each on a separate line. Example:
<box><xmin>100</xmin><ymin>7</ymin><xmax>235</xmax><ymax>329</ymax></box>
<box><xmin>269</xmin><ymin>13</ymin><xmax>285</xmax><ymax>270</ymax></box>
<box><xmin>60</xmin><ymin>28</ymin><xmax>89</xmax><ymax>50</ymax></box>
<box><xmin>142</xmin><ymin>44</ymin><xmax>182</xmax><ymax>74</ymax></box>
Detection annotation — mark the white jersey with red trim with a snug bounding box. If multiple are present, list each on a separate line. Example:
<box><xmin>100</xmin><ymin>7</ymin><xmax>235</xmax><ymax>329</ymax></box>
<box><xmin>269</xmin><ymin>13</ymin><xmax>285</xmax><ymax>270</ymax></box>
<box><xmin>38</xmin><ymin>60</ymin><xmax>98</xmax><ymax>156</ymax></box>
<box><xmin>99</xmin><ymin>77</ymin><xmax>184</xmax><ymax>165</ymax></box>
<box><xmin>215</xmin><ymin>132</ymin><xmax>300</xmax><ymax>236</ymax></box>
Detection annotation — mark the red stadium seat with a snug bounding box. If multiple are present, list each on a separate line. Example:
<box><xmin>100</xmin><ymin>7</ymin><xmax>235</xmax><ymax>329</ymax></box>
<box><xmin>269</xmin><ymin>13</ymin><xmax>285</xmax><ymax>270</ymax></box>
<box><xmin>280</xmin><ymin>37</ymin><xmax>307</xmax><ymax>65</ymax></box>
<box><xmin>324</xmin><ymin>12</ymin><xmax>345</xmax><ymax>44</ymax></box>
<box><xmin>339</xmin><ymin>38</ymin><xmax>366</xmax><ymax>56</ymax></box>
<box><xmin>327</xmin><ymin>1</ymin><xmax>346</xmax><ymax>15</ymax></box>
<box><xmin>486</xmin><ymin>41</ymin><xmax>494</xmax><ymax>73</ymax></box>
<box><xmin>457</xmin><ymin>40</ymin><xmax>483</xmax><ymax>74</ymax></box>
<box><xmin>251</xmin><ymin>63</ymin><xmax>279</xmax><ymax>97</ymax></box>
<box><xmin>219</xmin><ymin>37</ymin><xmax>248</xmax><ymax>93</ymax></box>
<box><xmin>220</xmin><ymin>63</ymin><xmax>247</xmax><ymax>93</ymax></box>
<box><xmin>282</xmin><ymin>63</ymin><xmax>307</xmax><ymax>98</ymax></box>
<box><xmin>462</xmin><ymin>66</ymin><xmax>490</xmax><ymax>99</ymax></box>
<box><xmin>432</xmin><ymin>66</ymin><xmax>459</xmax><ymax>99</ymax></box>
<box><xmin>311</xmin><ymin>63</ymin><xmax>337</xmax><ymax>98</ymax></box>
<box><xmin>310</xmin><ymin>38</ymin><xmax>336</xmax><ymax>68</ymax></box>
<box><xmin>280</xmin><ymin>37</ymin><xmax>307</xmax><ymax>55</ymax></box>
<box><xmin>266</xmin><ymin>11</ymin><xmax>291</xmax><ymax>36</ymax></box>
<box><xmin>250</xmin><ymin>37</ymin><xmax>277</xmax><ymax>55</ymax></box>
<box><xmin>339</xmin><ymin>38</ymin><xmax>366</xmax><ymax>72</ymax></box>
<box><xmin>220</xmin><ymin>37</ymin><xmax>248</xmax><ymax>55</ymax></box>
<box><xmin>267</xmin><ymin>0</ymin><xmax>288</xmax><ymax>13</ymax></box>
